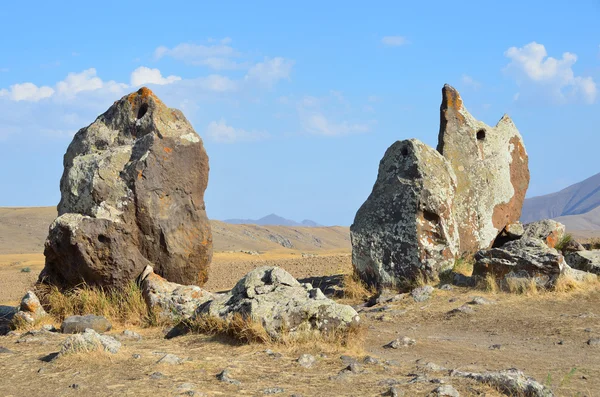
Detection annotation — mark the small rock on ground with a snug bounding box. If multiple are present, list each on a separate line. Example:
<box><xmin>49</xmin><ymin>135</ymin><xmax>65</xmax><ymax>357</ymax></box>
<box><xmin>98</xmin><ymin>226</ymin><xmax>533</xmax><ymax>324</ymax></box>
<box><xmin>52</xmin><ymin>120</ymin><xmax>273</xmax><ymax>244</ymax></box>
<box><xmin>263</xmin><ymin>387</ymin><xmax>285</xmax><ymax>394</ymax></box>
<box><xmin>384</xmin><ymin>336</ymin><xmax>416</xmax><ymax>349</ymax></box>
<box><xmin>468</xmin><ymin>296</ymin><xmax>493</xmax><ymax>305</ymax></box>
<box><xmin>297</xmin><ymin>354</ymin><xmax>316</xmax><ymax>368</ymax></box>
<box><xmin>156</xmin><ymin>353</ymin><xmax>184</xmax><ymax>365</ymax></box>
<box><xmin>216</xmin><ymin>369</ymin><xmax>241</xmax><ymax>385</ymax></box>
<box><xmin>587</xmin><ymin>338</ymin><xmax>600</xmax><ymax>346</ymax></box>
<box><xmin>411</xmin><ymin>285</ymin><xmax>434</xmax><ymax>302</ymax></box>
<box><xmin>430</xmin><ymin>385</ymin><xmax>460</xmax><ymax>396</ymax></box>
<box><xmin>448</xmin><ymin>305</ymin><xmax>474</xmax><ymax>315</ymax></box>
<box><xmin>60</xmin><ymin>328</ymin><xmax>120</xmax><ymax>355</ymax></box>
<box><xmin>0</xmin><ymin>346</ymin><xmax>14</xmax><ymax>354</ymax></box>
<box><xmin>149</xmin><ymin>372</ymin><xmax>164</xmax><ymax>379</ymax></box>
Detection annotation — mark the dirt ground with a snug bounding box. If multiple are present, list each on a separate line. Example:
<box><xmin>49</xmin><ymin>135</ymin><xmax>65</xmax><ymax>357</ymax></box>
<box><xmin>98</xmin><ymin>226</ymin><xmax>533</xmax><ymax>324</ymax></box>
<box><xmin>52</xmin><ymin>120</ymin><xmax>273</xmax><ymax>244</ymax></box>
<box><xmin>1</xmin><ymin>208</ymin><xmax>600</xmax><ymax>396</ymax></box>
<box><xmin>2</xmin><ymin>281</ymin><xmax>600</xmax><ymax>396</ymax></box>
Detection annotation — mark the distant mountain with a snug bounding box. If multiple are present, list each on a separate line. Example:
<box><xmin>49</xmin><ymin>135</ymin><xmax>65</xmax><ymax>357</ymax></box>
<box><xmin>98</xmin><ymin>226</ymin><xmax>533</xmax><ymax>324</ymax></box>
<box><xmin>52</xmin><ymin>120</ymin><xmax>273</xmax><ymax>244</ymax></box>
<box><xmin>223</xmin><ymin>214</ymin><xmax>322</xmax><ymax>227</ymax></box>
<box><xmin>521</xmin><ymin>172</ymin><xmax>600</xmax><ymax>229</ymax></box>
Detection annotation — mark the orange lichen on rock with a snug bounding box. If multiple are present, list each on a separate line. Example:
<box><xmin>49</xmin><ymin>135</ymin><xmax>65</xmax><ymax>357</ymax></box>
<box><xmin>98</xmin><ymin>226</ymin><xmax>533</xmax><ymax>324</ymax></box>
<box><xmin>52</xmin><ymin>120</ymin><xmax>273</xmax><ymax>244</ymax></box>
<box><xmin>163</xmin><ymin>147</ymin><xmax>173</xmax><ymax>154</ymax></box>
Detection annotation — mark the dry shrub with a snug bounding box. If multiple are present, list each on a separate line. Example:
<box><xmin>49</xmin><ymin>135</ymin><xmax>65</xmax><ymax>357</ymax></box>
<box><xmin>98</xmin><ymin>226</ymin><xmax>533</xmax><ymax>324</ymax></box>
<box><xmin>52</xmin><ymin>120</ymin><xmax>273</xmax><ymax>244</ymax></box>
<box><xmin>554</xmin><ymin>273</ymin><xmax>599</xmax><ymax>293</ymax></box>
<box><xmin>478</xmin><ymin>273</ymin><xmax>499</xmax><ymax>294</ymax></box>
<box><xmin>505</xmin><ymin>277</ymin><xmax>539</xmax><ymax>295</ymax></box>
<box><xmin>186</xmin><ymin>313</ymin><xmax>366</xmax><ymax>353</ymax></box>
<box><xmin>35</xmin><ymin>281</ymin><xmax>152</xmax><ymax>327</ymax></box>
<box><xmin>187</xmin><ymin>314</ymin><xmax>271</xmax><ymax>344</ymax></box>
<box><xmin>341</xmin><ymin>273</ymin><xmax>373</xmax><ymax>301</ymax></box>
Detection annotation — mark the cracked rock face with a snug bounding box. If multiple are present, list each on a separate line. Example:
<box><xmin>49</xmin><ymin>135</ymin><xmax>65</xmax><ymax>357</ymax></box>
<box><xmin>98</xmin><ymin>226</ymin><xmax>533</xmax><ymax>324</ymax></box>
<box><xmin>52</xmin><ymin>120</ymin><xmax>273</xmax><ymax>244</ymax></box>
<box><xmin>438</xmin><ymin>84</ymin><xmax>530</xmax><ymax>254</ymax></box>
<box><xmin>350</xmin><ymin>139</ymin><xmax>459</xmax><ymax>287</ymax></box>
<box><xmin>41</xmin><ymin>87</ymin><xmax>212</xmax><ymax>288</ymax></box>
<box><xmin>350</xmin><ymin>84</ymin><xmax>530</xmax><ymax>288</ymax></box>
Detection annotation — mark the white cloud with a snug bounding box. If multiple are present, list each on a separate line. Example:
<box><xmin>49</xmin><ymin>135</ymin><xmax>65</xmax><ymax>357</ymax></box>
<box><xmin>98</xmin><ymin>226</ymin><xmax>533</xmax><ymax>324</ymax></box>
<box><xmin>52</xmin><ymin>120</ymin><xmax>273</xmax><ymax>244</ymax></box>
<box><xmin>461</xmin><ymin>74</ymin><xmax>481</xmax><ymax>90</ymax></box>
<box><xmin>504</xmin><ymin>42</ymin><xmax>597</xmax><ymax>104</ymax></box>
<box><xmin>130</xmin><ymin>66</ymin><xmax>181</xmax><ymax>86</ymax></box>
<box><xmin>154</xmin><ymin>41</ymin><xmax>243</xmax><ymax>70</ymax></box>
<box><xmin>0</xmin><ymin>82</ymin><xmax>54</xmax><ymax>102</ymax></box>
<box><xmin>296</xmin><ymin>92</ymin><xmax>374</xmax><ymax>136</ymax></box>
<box><xmin>245</xmin><ymin>57</ymin><xmax>294</xmax><ymax>86</ymax></box>
<box><xmin>206</xmin><ymin>119</ymin><xmax>268</xmax><ymax>143</ymax></box>
<box><xmin>197</xmin><ymin>75</ymin><xmax>237</xmax><ymax>92</ymax></box>
<box><xmin>303</xmin><ymin>113</ymin><xmax>370</xmax><ymax>136</ymax></box>
<box><xmin>56</xmin><ymin>68</ymin><xmax>127</xmax><ymax>97</ymax></box>
<box><xmin>381</xmin><ymin>36</ymin><xmax>408</xmax><ymax>47</ymax></box>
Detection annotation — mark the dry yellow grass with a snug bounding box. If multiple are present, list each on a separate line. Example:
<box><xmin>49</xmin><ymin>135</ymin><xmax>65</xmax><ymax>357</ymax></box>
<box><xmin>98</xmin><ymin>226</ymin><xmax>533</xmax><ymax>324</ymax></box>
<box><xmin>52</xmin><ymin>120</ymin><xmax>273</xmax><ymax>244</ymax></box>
<box><xmin>340</xmin><ymin>273</ymin><xmax>373</xmax><ymax>301</ymax></box>
<box><xmin>35</xmin><ymin>282</ymin><xmax>153</xmax><ymax>327</ymax></box>
<box><xmin>186</xmin><ymin>313</ymin><xmax>366</xmax><ymax>354</ymax></box>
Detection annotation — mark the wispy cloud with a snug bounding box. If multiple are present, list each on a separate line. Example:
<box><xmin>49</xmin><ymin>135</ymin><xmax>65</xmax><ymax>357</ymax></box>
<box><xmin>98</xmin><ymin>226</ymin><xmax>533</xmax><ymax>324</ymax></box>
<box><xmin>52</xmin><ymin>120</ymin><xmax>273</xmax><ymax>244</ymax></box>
<box><xmin>154</xmin><ymin>40</ymin><xmax>245</xmax><ymax>70</ymax></box>
<box><xmin>130</xmin><ymin>67</ymin><xmax>181</xmax><ymax>86</ymax></box>
<box><xmin>461</xmin><ymin>74</ymin><xmax>481</xmax><ymax>90</ymax></box>
<box><xmin>504</xmin><ymin>41</ymin><xmax>597</xmax><ymax>104</ymax></box>
<box><xmin>245</xmin><ymin>57</ymin><xmax>294</xmax><ymax>87</ymax></box>
<box><xmin>381</xmin><ymin>36</ymin><xmax>408</xmax><ymax>47</ymax></box>
<box><xmin>206</xmin><ymin>119</ymin><xmax>269</xmax><ymax>143</ymax></box>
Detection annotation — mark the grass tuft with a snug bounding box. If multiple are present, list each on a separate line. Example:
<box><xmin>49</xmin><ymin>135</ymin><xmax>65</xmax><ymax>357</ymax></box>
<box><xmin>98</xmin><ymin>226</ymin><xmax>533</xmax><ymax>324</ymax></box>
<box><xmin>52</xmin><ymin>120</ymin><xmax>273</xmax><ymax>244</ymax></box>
<box><xmin>185</xmin><ymin>313</ymin><xmax>366</xmax><ymax>353</ymax></box>
<box><xmin>341</xmin><ymin>273</ymin><xmax>374</xmax><ymax>301</ymax></box>
<box><xmin>554</xmin><ymin>273</ymin><xmax>598</xmax><ymax>293</ymax></box>
<box><xmin>35</xmin><ymin>281</ymin><xmax>155</xmax><ymax>327</ymax></box>
<box><xmin>555</xmin><ymin>233</ymin><xmax>573</xmax><ymax>252</ymax></box>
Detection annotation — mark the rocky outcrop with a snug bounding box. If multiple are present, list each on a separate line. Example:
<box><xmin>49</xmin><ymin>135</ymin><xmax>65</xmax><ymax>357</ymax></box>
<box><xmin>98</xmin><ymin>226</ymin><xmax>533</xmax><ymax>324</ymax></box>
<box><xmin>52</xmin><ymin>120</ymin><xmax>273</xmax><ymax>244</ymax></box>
<box><xmin>565</xmin><ymin>251</ymin><xmax>600</xmax><ymax>275</ymax></box>
<box><xmin>438</xmin><ymin>84</ymin><xmax>530</xmax><ymax>254</ymax></box>
<box><xmin>351</xmin><ymin>84</ymin><xmax>531</xmax><ymax>287</ymax></box>
<box><xmin>139</xmin><ymin>265</ymin><xmax>213</xmax><ymax>320</ymax></box>
<box><xmin>12</xmin><ymin>291</ymin><xmax>47</xmax><ymax>325</ymax></box>
<box><xmin>473</xmin><ymin>237</ymin><xmax>565</xmax><ymax>286</ymax></box>
<box><xmin>41</xmin><ymin>88</ymin><xmax>212</xmax><ymax>289</ymax></box>
<box><xmin>197</xmin><ymin>266</ymin><xmax>360</xmax><ymax>338</ymax></box>
<box><xmin>351</xmin><ymin>139</ymin><xmax>459</xmax><ymax>286</ymax></box>
<box><xmin>521</xmin><ymin>219</ymin><xmax>565</xmax><ymax>249</ymax></box>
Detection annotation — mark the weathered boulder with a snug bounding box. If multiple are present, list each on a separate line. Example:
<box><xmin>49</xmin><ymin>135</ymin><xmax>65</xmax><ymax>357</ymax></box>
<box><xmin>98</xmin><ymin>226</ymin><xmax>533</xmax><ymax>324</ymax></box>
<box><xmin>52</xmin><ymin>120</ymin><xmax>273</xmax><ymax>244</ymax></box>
<box><xmin>451</xmin><ymin>368</ymin><xmax>553</xmax><ymax>397</ymax></box>
<box><xmin>12</xmin><ymin>291</ymin><xmax>47</xmax><ymax>325</ymax></box>
<box><xmin>139</xmin><ymin>265</ymin><xmax>213</xmax><ymax>320</ymax></box>
<box><xmin>437</xmin><ymin>84</ymin><xmax>529</xmax><ymax>254</ymax></box>
<box><xmin>473</xmin><ymin>237</ymin><xmax>565</xmax><ymax>286</ymax></box>
<box><xmin>521</xmin><ymin>219</ymin><xmax>565</xmax><ymax>249</ymax></box>
<box><xmin>351</xmin><ymin>139</ymin><xmax>459</xmax><ymax>287</ymax></box>
<box><xmin>564</xmin><ymin>251</ymin><xmax>600</xmax><ymax>275</ymax></box>
<box><xmin>41</xmin><ymin>87</ymin><xmax>212</xmax><ymax>288</ymax></box>
<box><xmin>61</xmin><ymin>314</ymin><xmax>112</xmax><ymax>334</ymax></box>
<box><xmin>197</xmin><ymin>266</ymin><xmax>359</xmax><ymax>338</ymax></box>
<box><xmin>60</xmin><ymin>328</ymin><xmax>121</xmax><ymax>355</ymax></box>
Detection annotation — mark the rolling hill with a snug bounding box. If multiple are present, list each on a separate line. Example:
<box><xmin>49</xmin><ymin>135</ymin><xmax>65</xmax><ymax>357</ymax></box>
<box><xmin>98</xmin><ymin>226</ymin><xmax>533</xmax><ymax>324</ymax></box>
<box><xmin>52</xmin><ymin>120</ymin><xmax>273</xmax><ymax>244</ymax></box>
<box><xmin>223</xmin><ymin>213</ymin><xmax>322</xmax><ymax>227</ymax></box>
<box><xmin>521</xmin><ymin>172</ymin><xmax>600</xmax><ymax>231</ymax></box>
<box><xmin>0</xmin><ymin>207</ymin><xmax>348</xmax><ymax>255</ymax></box>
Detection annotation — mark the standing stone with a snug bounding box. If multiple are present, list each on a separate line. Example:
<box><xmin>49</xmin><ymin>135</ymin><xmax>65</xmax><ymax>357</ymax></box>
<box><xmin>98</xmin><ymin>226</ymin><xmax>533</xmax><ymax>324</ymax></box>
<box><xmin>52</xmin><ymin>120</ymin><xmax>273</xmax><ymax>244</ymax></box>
<box><xmin>41</xmin><ymin>88</ymin><xmax>212</xmax><ymax>288</ymax></box>
<box><xmin>350</xmin><ymin>139</ymin><xmax>459</xmax><ymax>287</ymax></box>
<box><xmin>437</xmin><ymin>84</ymin><xmax>530</xmax><ymax>254</ymax></box>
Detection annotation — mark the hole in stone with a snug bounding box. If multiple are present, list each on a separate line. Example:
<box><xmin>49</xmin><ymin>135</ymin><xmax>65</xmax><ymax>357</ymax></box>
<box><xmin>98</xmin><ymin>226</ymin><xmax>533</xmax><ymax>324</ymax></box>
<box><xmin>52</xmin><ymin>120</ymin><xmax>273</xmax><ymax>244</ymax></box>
<box><xmin>98</xmin><ymin>235</ymin><xmax>109</xmax><ymax>244</ymax></box>
<box><xmin>401</xmin><ymin>147</ymin><xmax>409</xmax><ymax>156</ymax></box>
<box><xmin>137</xmin><ymin>103</ymin><xmax>148</xmax><ymax>119</ymax></box>
<box><xmin>477</xmin><ymin>129</ymin><xmax>486</xmax><ymax>141</ymax></box>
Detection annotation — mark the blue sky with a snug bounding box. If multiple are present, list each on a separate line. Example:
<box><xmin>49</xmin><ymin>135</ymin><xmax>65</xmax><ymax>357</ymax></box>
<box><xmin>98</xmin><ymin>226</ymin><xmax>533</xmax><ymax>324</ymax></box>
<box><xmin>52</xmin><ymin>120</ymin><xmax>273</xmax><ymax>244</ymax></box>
<box><xmin>1</xmin><ymin>1</ymin><xmax>599</xmax><ymax>225</ymax></box>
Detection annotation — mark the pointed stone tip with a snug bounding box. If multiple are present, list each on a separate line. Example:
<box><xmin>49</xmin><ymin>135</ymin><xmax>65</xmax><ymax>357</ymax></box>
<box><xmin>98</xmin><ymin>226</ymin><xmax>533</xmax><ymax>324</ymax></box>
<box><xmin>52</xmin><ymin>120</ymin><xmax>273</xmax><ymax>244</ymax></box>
<box><xmin>441</xmin><ymin>84</ymin><xmax>463</xmax><ymax>111</ymax></box>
